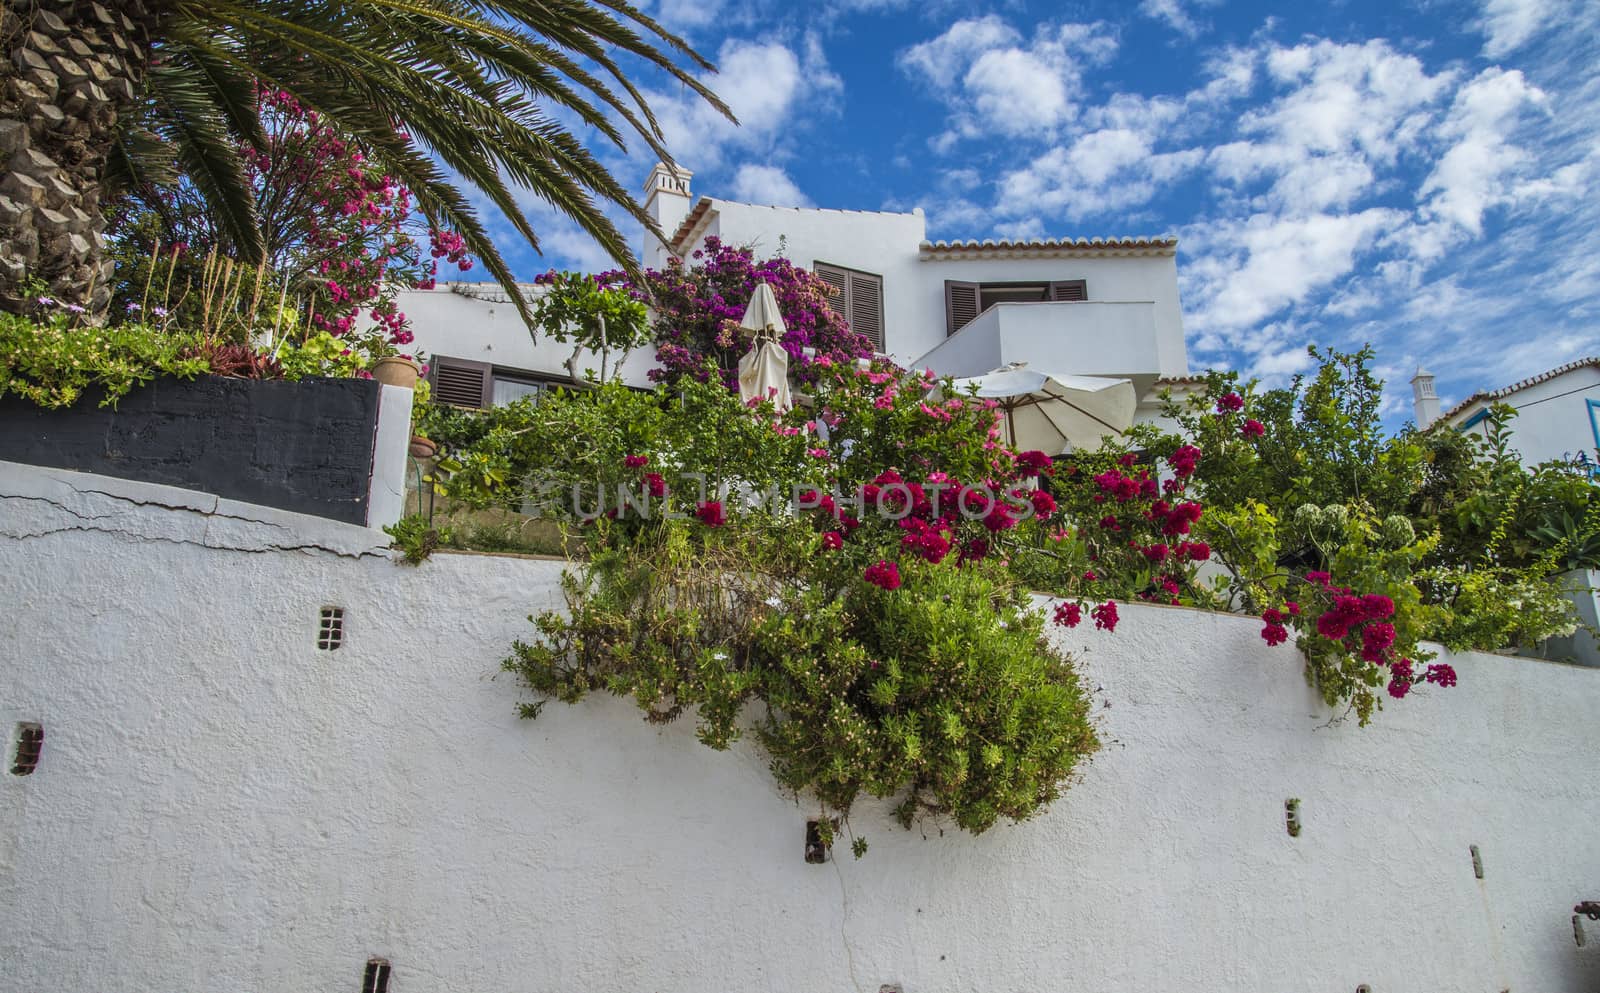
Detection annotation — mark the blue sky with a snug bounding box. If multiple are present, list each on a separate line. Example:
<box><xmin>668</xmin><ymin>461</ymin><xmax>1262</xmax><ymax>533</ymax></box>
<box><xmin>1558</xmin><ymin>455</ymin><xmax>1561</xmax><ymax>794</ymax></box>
<box><xmin>484</xmin><ymin>0</ymin><xmax>1600</xmax><ymax>423</ymax></box>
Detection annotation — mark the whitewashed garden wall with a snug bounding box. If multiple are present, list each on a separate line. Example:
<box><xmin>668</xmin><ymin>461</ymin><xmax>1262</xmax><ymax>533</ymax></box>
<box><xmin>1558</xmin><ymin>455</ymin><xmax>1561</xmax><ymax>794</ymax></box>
<box><xmin>2</xmin><ymin>460</ymin><xmax>1598</xmax><ymax>992</ymax></box>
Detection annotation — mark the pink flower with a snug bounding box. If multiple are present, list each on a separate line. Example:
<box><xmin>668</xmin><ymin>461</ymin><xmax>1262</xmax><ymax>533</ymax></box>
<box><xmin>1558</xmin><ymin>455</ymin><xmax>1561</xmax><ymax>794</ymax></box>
<box><xmin>1241</xmin><ymin>419</ymin><xmax>1265</xmax><ymax>438</ymax></box>
<box><xmin>1168</xmin><ymin>444</ymin><xmax>1202</xmax><ymax>478</ymax></box>
<box><xmin>1424</xmin><ymin>662</ymin><xmax>1457</xmax><ymax>687</ymax></box>
<box><xmin>808</xmin><ymin>447</ymin><xmax>829</xmax><ymax>458</ymax></box>
<box><xmin>1216</xmin><ymin>392</ymin><xmax>1245</xmax><ymax>413</ymax></box>
<box><xmin>623</xmin><ymin>454</ymin><xmax>649</xmax><ymax>468</ymax></box>
<box><xmin>1015</xmin><ymin>450</ymin><xmax>1053</xmax><ymax>476</ymax></box>
<box><xmin>1091</xmin><ymin>602</ymin><xmax>1119</xmax><ymax>632</ymax></box>
<box><xmin>821</xmin><ymin>531</ymin><xmax>844</xmax><ymax>550</ymax></box>
<box><xmin>863</xmin><ymin>560</ymin><xmax>902</xmax><ymax>591</ymax></box>
<box><xmin>1028</xmin><ymin>490</ymin><xmax>1057</xmax><ymax>517</ymax></box>
<box><xmin>643</xmin><ymin>473</ymin><xmax>667</xmax><ymax>498</ymax></box>
<box><xmin>1053</xmin><ymin>602</ymin><xmax>1082</xmax><ymax>628</ymax></box>
<box><xmin>1261</xmin><ymin>623</ymin><xmax>1290</xmax><ymax>647</ymax></box>
<box><xmin>695</xmin><ymin>501</ymin><xmax>725</xmax><ymax>527</ymax></box>
<box><xmin>982</xmin><ymin>505</ymin><xmax>1017</xmax><ymax>532</ymax></box>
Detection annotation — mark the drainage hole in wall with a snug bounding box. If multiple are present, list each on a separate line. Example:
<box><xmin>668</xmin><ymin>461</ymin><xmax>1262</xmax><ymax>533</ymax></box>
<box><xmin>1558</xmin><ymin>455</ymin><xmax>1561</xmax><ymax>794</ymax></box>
<box><xmin>10</xmin><ymin>722</ymin><xmax>42</xmax><ymax>776</ymax></box>
<box><xmin>318</xmin><ymin>606</ymin><xmax>345</xmax><ymax>650</ymax></box>
<box><xmin>1284</xmin><ymin>798</ymin><xmax>1301</xmax><ymax>837</ymax></box>
<box><xmin>362</xmin><ymin>957</ymin><xmax>391</xmax><ymax>993</ymax></box>
<box><xmin>805</xmin><ymin>818</ymin><xmax>836</xmax><ymax>864</ymax></box>
<box><xmin>1470</xmin><ymin>844</ymin><xmax>1483</xmax><ymax>879</ymax></box>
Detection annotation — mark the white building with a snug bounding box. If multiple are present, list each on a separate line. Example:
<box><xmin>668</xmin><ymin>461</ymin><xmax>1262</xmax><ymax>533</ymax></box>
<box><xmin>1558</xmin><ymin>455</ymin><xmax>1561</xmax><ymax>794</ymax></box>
<box><xmin>403</xmin><ymin>162</ymin><xmax>1189</xmax><ymax>411</ymax></box>
<box><xmin>1418</xmin><ymin>358</ymin><xmax>1600</xmax><ymax>469</ymax></box>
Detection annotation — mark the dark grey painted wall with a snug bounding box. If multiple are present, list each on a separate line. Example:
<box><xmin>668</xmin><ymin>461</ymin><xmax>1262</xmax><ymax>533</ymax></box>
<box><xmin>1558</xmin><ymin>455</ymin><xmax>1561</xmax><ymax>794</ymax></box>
<box><xmin>0</xmin><ymin>375</ymin><xmax>380</xmax><ymax>524</ymax></box>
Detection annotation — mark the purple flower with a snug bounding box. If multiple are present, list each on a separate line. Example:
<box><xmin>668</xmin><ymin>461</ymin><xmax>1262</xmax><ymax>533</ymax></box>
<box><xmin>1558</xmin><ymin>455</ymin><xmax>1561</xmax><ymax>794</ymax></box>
<box><xmin>64</xmin><ymin>303</ymin><xmax>86</xmax><ymax>314</ymax></box>
<box><xmin>125</xmin><ymin>302</ymin><xmax>142</xmax><ymax>312</ymax></box>
<box><xmin>36</xmin><ymin>296</ymin><xmax>54</xmax><ymax>306</ymax></box>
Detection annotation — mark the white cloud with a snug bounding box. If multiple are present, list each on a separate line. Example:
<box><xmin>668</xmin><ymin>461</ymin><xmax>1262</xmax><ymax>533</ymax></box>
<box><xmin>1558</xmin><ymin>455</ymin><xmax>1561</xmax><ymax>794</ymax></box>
<box><xmin>997</xmin><ymin>130</ymin><xmax>1202</xmax><ymax>220</ymax></box>
<box><xmin>1413</xmin><ymin>68</ymin><xmax>1547</xmax><ymax>251</ymax></box>
<box><xmin>646</xmin><ymin>39</ymin><xmax>810</xmax><ymax>172</ymax></box>
<box><xmin>1139</xmin><ymin>0</ymin><xmax>1209</xmax><ymax>39</ymax></box>
<box><xmin>898</xmin><ymin>16</ymin><xmax>1020</xmax><ymax>90</ymax></box>
<box><xmin>650</xmin><ymin>0</ymin><xmax>727</xmax><ymax>32</ymax></box>
<box><xmin>898</xmin><ymin>18</ymin><xmax>1118</xmax><ymax>141</ymax></box>
<box><xmin>729</xmin><ymin>164</ymin><xmax>812</xmax><ymax>206</ymax></box>
<box><xmin>1476</xmin><ymin>0</ymin><xmax>1559</xmax><ymax>57</ymax></box>
<box><xmin>1184</xmin><ymin>208</ymin><xmax>1402</xmax><ymax>334</ymax></box>
<box><xmin>1211</xmin><ymin>40</ymin><xmax>1453</xmax><ymax>214</ymax></box>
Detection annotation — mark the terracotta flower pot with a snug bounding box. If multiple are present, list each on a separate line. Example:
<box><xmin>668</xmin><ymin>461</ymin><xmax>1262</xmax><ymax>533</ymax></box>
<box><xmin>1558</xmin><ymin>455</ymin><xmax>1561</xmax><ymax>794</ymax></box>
<box><xmin>371</xmin><ymin>355</ymin><xmax>421</xmax><ymax>390</ymax></box>
<box><xmin>408</xmin><ymin>435</ymin><xmax>437</xmax><ymax>459</ymax></box>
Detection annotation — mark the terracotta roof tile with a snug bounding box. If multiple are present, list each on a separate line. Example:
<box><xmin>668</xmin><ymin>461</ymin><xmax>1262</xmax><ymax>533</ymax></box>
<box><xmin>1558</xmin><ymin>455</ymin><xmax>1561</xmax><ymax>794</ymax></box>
<box><xmin>1441</xmin><ymin>357</ymin><xmax>1600</xmax><ymax>424</ymax></box>
<box><xmin>919</xmin><ymin>236</ymin><xmax>1178</xmax><ymax>259</ymax></box>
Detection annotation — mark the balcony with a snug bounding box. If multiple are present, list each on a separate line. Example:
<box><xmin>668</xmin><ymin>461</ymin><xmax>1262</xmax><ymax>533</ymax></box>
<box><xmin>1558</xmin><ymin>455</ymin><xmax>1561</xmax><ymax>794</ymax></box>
<box><xmin>911</xmin><ymin>301</ymin><xmax>1162</xmax><ymax>393</ymax></box>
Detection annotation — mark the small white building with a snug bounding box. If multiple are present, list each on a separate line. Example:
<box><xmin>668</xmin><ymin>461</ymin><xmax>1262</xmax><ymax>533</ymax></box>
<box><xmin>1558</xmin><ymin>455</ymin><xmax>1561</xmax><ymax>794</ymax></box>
<box><xmin>403</xmin><ymin>163</ymin><xmax>1190</xmax><ymax>411</ymax></box>
<box><xmin>1419</xmin><ymin>358</ymin><xmax>1600</xmax><ymax>469</ymax></box>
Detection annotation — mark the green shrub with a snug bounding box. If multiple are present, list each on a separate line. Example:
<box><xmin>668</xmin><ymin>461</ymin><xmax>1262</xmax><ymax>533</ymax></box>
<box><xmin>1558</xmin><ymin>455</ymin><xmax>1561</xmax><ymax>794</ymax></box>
<box><xmin>504</xmin><ymin>517</ymin><xmax>1098</xmax><ymax>849</ymax></box>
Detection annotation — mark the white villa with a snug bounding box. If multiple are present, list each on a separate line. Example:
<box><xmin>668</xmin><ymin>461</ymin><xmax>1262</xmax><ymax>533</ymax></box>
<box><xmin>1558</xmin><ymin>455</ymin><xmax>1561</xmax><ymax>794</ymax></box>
<box><xmin>402</xmin><ymin>163</ymin><xmax>1190</xmax><ymax>422</ymax></box>
<box><xmin>1414</xmin><ymin>359</ymin><xmax>1600</xmax><ymax>470</ymax></box>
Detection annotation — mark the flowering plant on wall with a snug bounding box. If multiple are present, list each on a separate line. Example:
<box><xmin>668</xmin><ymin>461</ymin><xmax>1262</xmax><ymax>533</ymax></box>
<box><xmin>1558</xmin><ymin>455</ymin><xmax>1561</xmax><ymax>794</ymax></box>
<box><xmin>599</xmin><ymin>237</ymin><xmax>875</xmax><ymax>389</ymax></box>
<box><xmin>108</xmin><ymin>86</ymin><xmax>474</xmax><ymax>345</ymax></box>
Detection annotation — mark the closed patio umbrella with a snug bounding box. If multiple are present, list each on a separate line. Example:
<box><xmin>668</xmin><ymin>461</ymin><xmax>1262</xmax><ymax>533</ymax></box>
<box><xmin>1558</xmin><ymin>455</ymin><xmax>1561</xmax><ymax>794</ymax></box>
<box><xmin>737</xmin><ymin>281</ymin><xmax>792</xmax><ymax>412</ymax></box>
<box><xmin>949</xmin><ymin>363</ymin><xmax>1137</xmax><ymax>454</ymax></box>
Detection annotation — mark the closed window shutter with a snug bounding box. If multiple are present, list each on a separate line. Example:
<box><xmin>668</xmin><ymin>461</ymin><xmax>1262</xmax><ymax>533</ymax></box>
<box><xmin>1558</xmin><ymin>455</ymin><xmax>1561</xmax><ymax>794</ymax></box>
<box><xmin>848</xmin><ymin>272</ymin><xmax>883</xmax><ymax>350</ymax></box>
<box><xmin>1049</xmin><ymin>279</ymin><xmax>1087</xmax><ymax>302</ymax></box>
<box><xmin>945</xmin><ymin>280</ymin><xmax>980</xmax><ymax>335</ymax></box>
<box><xmin>430</xmin><ymin>356</ymin><xmax>492</xmax><ymax>408</ymax></box>
<box><xmin>814</xmin><ymin>263</ymin><xmax>848</xmax><ymax>321</ymax></box>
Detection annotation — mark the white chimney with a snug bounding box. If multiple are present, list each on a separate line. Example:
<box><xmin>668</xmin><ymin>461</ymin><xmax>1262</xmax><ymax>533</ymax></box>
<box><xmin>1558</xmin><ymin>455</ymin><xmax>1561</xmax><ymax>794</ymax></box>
<box><xmin>642</xmin><ymin>162</ymin><xmax>693</xmax><ymax>268</ymax></box>
<box><xmin>1411</xmin><ymin>366</ymin><xmax>1441</xmax><ymax>428</ymax></box>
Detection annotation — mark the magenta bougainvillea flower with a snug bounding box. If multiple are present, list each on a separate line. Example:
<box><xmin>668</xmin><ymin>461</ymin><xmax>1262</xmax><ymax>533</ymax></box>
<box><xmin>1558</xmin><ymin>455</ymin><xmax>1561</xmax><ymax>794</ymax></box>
<box><xmin>863</xmin><ymin>560</ymin><xmax>902</xmax><ymax>590</ymax></box>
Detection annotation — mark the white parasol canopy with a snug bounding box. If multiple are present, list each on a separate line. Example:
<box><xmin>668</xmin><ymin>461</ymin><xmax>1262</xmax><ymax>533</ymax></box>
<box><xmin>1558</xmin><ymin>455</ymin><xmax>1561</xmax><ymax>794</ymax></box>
<box><xmin>736</xmin><ymin>281</ymin><xmax>792</xmax><ymax>412</ymax></box>
<box><xmin>949</xmin><ymin>363</ymin><xmax>1137</xmax><ymax>454</ymax></box>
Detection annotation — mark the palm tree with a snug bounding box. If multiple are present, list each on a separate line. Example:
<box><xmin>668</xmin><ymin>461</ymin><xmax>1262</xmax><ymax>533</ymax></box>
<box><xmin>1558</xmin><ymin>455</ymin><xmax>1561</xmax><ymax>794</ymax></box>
<box><xmin>0</xmin><ymin>0</ymin><xmax>731</xmax><ymax>324</ymax></box>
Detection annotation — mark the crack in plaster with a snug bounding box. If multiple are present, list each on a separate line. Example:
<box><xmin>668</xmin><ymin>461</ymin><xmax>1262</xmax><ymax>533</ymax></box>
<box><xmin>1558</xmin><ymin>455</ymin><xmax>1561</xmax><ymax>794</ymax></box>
<box><xmin>0</xmin><ymin>486</ymin><xmax>387</xmax><ymax>560</ymax></box>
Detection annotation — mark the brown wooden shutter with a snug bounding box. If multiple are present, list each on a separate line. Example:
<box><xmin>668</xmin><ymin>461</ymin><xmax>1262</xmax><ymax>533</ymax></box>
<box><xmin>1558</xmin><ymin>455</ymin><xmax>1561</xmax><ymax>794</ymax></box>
<box><xmin>430</xmin><ymin>356</ymin><xmax>492</xmax><ymax>408</ymax></box>
<box><xmin>945</xmin><ymin>280</ymin><xmax>980</xmax><ymax>335</ymax></box>
<box><xmin>848</xmin><ymin>271</ymin><xmax>883</xmax><ymax>350</ymax></box>
<box><xmin>813</xmin><ymin>263</ymin><xmax>848</xmax><ymax>321</ymax></box>
<box><xmin>1049</xmin><ymin>279</ymin><xmax>1087</xmax><ymax>302</ymax></box>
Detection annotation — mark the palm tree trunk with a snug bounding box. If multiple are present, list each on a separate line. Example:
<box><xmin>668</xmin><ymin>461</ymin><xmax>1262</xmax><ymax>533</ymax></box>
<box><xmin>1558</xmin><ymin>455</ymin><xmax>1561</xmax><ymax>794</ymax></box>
<box><xmin>0</xmin><ymin>0</ymin><xmax>151</xmax><ymax>316</ymax></box>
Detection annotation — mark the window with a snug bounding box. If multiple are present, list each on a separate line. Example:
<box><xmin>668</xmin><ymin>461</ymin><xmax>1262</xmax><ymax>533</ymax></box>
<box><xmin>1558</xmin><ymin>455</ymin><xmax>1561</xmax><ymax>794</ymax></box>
<box><xmin>944</xmin><ymin>279</ymin><xmax>1088</xmax><ymax>335</ymax></box>
<box><xmin>430</xmin><ymin>357</ymin><xmax>560</xmax><ymax>409</ymax></box>
<box><xmin>491</xmin><ymin>376</ymin><xmax>544</xmax><ymax>407</ymax></box>
<box><xmin>814</xmin><ymin>262</ymin><xmax>884</xmax><ymax>351</ymax></box>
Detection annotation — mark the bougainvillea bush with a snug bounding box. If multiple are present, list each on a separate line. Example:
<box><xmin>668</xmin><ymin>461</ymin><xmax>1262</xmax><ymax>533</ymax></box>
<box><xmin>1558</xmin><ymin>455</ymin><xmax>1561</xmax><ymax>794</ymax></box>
<box><xmin>108</xmin><ymin>86</ymin><xmax>472</xmax><ymax>344</ymax></box>
<box><xmin>600</xmin><ymin>236</ymin><xmax>875</xmax><ymax>389</ymax></box>
<box><xmin>430</xmin><ymin>346</ymin><xmax>1466</xmax><ymax>741</ymax></box>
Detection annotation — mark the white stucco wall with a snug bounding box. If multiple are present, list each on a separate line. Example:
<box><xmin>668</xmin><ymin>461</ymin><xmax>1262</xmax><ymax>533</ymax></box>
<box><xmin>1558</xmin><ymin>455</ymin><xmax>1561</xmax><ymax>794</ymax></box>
<box><xmin>395</xmin><ymin>284</ymin><xmax>657</xmax><ymax>388</ymax></box>
<box><xmin>1451</xmin><ymin>366</ymin><xmax>1600</xmax><ymax>469</ymax></box>
<box><xmin>4</xmin><ymin>460</ymin><xmax>1598</xmax><ymax>993</ymax></box>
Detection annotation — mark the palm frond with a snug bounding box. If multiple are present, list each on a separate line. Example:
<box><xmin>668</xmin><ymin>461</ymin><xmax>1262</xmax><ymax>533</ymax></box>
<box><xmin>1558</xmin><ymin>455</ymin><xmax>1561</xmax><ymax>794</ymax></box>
<box><xmin>128</xmin><ymin>0</ymin><xmax>732</xmax><ymax>330</ymax></box>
